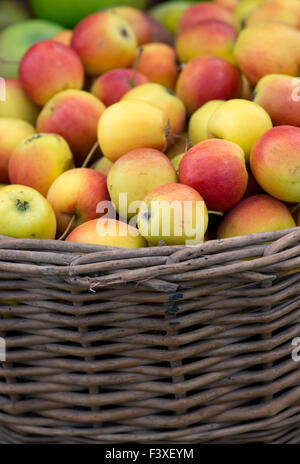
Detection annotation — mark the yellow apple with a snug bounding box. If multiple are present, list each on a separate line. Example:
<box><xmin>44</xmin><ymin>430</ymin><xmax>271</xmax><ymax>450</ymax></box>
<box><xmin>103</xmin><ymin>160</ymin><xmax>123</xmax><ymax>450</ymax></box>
<box><xmin>0</xmin><ymin>184</ymin><xmax>56</xmax><ymax>239</ymax></box>
<box><xmin>98</xmin><ymin>100</ymin><xmax>169</xmax><ymax>162</ymax></box>
<box><xmin>207</xmin><ymin>99</ymin><xmax>273</xmax><ymax>162</ymax></box>
<box><xmin>92</xmin><ymin>157</ymin><xmax>113</xmax><ymax>176</ymax></box>
<box><xmin>171</xmin><ymin>152</ymin><xmax>185</xmax><ymax>175</ymax></box>
<box><xmin>107</xmin><ymin>147</ymin><xmax>177</xmax><ymax>219</ymax></box>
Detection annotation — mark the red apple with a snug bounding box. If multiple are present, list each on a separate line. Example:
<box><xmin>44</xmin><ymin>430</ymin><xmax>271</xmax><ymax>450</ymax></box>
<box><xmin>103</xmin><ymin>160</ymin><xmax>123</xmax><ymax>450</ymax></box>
<box><xmin>179</xmin><ymin>139</ymin><xmax>248</xmax><ymax>211</ymax></box>
<box><xmin>19</xmin><ymin>40</ymin><xmax>84</xmax><ymax>106</ymax></box>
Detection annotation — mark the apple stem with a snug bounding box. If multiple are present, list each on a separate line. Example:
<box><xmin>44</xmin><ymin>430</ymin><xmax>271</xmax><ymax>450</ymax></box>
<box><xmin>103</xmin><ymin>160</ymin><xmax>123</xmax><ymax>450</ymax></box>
<box><xmin>81</xmin><ymin>141</ymin><xmax>99</xmax><ymax>169</ymax></box>
<box><xmin>129</xmin><ymin>46</ymin><xmax>144</xmax><ymax>87</ymax></box>
<box><xmin>57</xmin><ymin>215</ymin><xmax>76</xmax><ymax>241</ymax></box>
<box><xmin>208</xmin><ymin>210</ymin><xmax>224</xmax><ymax>217</ymax></box>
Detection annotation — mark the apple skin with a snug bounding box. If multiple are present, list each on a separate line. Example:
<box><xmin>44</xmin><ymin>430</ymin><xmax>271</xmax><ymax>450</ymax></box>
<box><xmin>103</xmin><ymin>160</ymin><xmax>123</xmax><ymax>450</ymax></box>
<box><xmin>92</xmin><ymin>157</ymin><xmax>113</xmax><ymax>177</ymax></box>
<box><xmin>71</xmin><ymin>11</ymin><xmax>137</xmax><ymax>76</ymax></box>
<box><xmin>0</xmin><ymin>118</ymin><xmax>36</xmax><ymax>184</ymax></box>
<box><xmin>122</xmin><ymin>83</ymin><xmax>186</xmax><ymax>147</ymax></box>
<box><xmin>90</xmin><ymin>69</ymin><xmax>148</xmax><ymax>107</ymax></box>
<box><xmin>176</xmin><ymin>19</ymin><xmax>238</xmax><ymax>65</ymax></box>
<box><xmin>98</xmin><ymin>100</ymin><xmax>169</xmax><ymax>162</ymax></box>
<box><xmin>47</xmin><ymin>167</ymin><xmax>109</xmax><ymax>235</ymax></box>
<box><xmin>132</xmin><ymin>43</ymin><xmax>178</xmax><ymax>90</ymax></box>
<box><xmin>0</xmin><ymin>184</ymin><xmax>57</xmax><ymax>239</ymax></box>
<box><xmin>217</xmin><ymin>194</ymin><xmax>296</xmax><ymax>239</ymax></box>
<box><xmin>30</xmin><ymin>0</ymin><xmax>147</xmax><ymax>29</ymax></box>
<box><xmin>37</xmin><ymin>89</ymin><xmax>106</xmax><ymax>166</ymax></box>
<box><xmin>179</xmin><ymin>139</ymin><xmax>248</xmax><ymax>211</ymax></box>
<box><xmin>0</xmin><ymin>19</ymin><xmax>64</xmax><ymax>79</ymax></box>
<box><xmin>171</xmin><ymin>152</ymin><xmax>185</xmax><ymax>175</ymax></box>
<box><xmin>19</xmin><ymin>40</ymin><xmax>84</xmax><ymax>107</ymax></box>
<box><xmin>9</xmin><ymin>133</ymin><xmax>74</xmax><ymax>197</ymax></box>
<box><xmin>66</xmin><ymin>218</ymin><xmax>147</xmax><ymax>249</ymax></box>
<box><xmin>0</xmin><ymin>79</ymin><xmax>39</xmax><ymax>125</ymax></box>
<box><xmin>246</xmin><ymin>0</ymin><xmax>300</xmax><ymax>29</ymax></box>
<box><xmin>52</xmin><ymin>30</ymin><xmax>73</xmax><ymax>46</ymax></box>
<box><xmin>176</xmin><ymin>54</ymin><xmax>241</xmax><ymax>114</ymax></box>
<box><xmin>188</xmin><ymin>99</ymin><xmax>224</xmax><ymax>145</ymax></box>
<box><xmin>107</xmin><ymin>148</ymin><xmax>177</xmax><ymax>219</ymax></box>
<box><xmin>254</xmin><ymin>74</ymin><xmax>300</xmax><ymax>128</ymax></box>
<box><xmin>109</xmin><ymin>7</ymin><xmax>152</xmax><ymax>45</ymax></box>
<box><xmin>234</xmin><ymin>23</ymin><xmax>300</xmax><ymax>85</ymax></box>
<box><xmin>137</xmin><ymin>183</ymin><xmax>209</xmax><ymax>246</ymax></box>
<box><xmin>234</xmin><ymin>0</ymin><xmax>262</xmax><ymax>24</ymax></box>
<box><xmin>250</xmin><ymin>126</ymin><xmax>300</xmax><ymax>203</ymax></box>
<box><xmin>207</xmin><ymin>99</ymin><xmax>273</xmax><ymax>162</ymax></box>
<box><xmin>178</xmin><ymin>2</ymin><xmax>240</xmax><ymax>35</ymax></box>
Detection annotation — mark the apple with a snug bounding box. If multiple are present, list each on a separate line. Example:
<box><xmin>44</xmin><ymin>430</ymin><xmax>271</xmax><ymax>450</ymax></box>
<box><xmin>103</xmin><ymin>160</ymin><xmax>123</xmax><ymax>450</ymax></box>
<box><xmin>241</xmin><ymin>73</ymin><xmax>253</xmax><ymax>100</ymax></box>
<box><xmin>166</xmin><ymin>132</ymin><xmax>190</xmax><ymax>160</ymax></box>
<box><xmin>207</xmin><ymin>99</ymin><xmax>273</xmax><ymax>162</ymax></box>
<box><xmin>66</xmin><ymin>218</ymin><xmax>147</xmax><ymax>248</ymax></box>
<box><xmin>217</xmin><ymin>194</ymin><xmax>296</xmax><ymax>239</ymax></box>
<box><xmin>0</xmin><ymin>1</ymin><xmax>30</xmax><ymax>31</ymax></box>
<box><xmin>71</xmin><ymin>11</ymin><xmax>137</xmax><ymax>76</ymax></box>
<box><xmin>253</xmin><ymin>74</ymin><xmax>300</xmax><ymax>127</ymax></box>
<box><xmin>149</xmin><ymin>2</ymin><xmax>192</xmax><ymax>35</ymax></box>
<box><xmin>179</xmin><ymin>139</ymin><xmax>248</xmax><ymax>211</ymax></box>
<box><xmin>109</xmin><ymin>7</ymin><xmax>152</xmax><ymax>45</ymax></box>
<box><xmin>98</xmin><ymin>100</ymin><xmax>169</xmax><ymax>162</ymax></box>
<box><xmin>52</xmin><ymin>30</ymin><xmax>73</xmax><ymax>47</ymax></box>
<box><xmin>30</xmin><ymin>0</ymin><xmax>147</xmax><ymax>28</ymax></box>
<box><xmin>47</xmin><ymin>167</ymin><xmax>109</xmax><ymax>235</ymax></box>
<box><xmin>90</xmin><ymin>68</ymin><xmax>149</xmax><ymax>107</ymax></box>
<box><xmin>37</xmin><ymin>89</ymin><xmax>106</xmax><ymax>166</ymax></box>
<box><xmin>92</xmin><ymin>157</ymin><xmax>114</xmax><ymax>177</ymax></box>
<box><xmin>250</xmin><ymin>126</ymin><xmax>300</xmax><ymax>203</ymax></box>
<box><xmin>0</xmin><ymin>184</ymin><xmax>57</xmax><ymax>239</ymax></box>
<box><xmin>176</xmin><ymin>54</ymin><xmax>241</xmax><ymax>114</ymax></box>
<box><xmin>122</xmin><ymin>83</ymin><xmax>186</xmax><ymax>146</ymax></box>
<box><xmin>176</xmin><ymin>19</ymin><xmax>238</xmax><ymax>65</ymax></box>
<box><xmin>9</xmin><ymin>133</ymin><xmax>74</xmax><ymax>197</ymax></box>
<box><xmin>0</xmin><ymin>19</ymin><xmax>64</xmax><ymax>79</ymax></box>
<box><xmin>19</xmin><ymin>40</ymin><xmax>84</xmax><ymax>106</ymax></box>
<box><xmin>234</xmin><ymin>22</ymin><xmax>300</xmax><ymax>85</ymax></box>
<box><xmin>246</xmin><ymin>0</ymin><xmax>300</xmax><ymax>29</ymax></box>
<box><xmin>188</xmin><ymin>100</ymin><xmax>224</xmax><ymax>145</ymax></box>
<box><xmin>132</xmin><ymin>43</ymin><xmax>178</xmax><ymax>90</ymax></box>
<box><xmin>107</xmin><ymin>148</ymin><xmax>177</xmax><ymax>219</ymax></box>
<box><xmin>0</xmin><ymin>118</ymin><xmax>36</xmax><ymax>184</ymax></box>
<box><xmin>178</xmin><ymin>2</ymin><xmax>240</xmax><ymax>35</ymax></box>
<box><xmin>0</xmin><ymin>79</ymin><xmax>39</xmax><ymax>125</ymax></box>
<box><xmin>137</xmin><ymin>183</ymin><xmax>209</xmax><ymax>246</ymax></box>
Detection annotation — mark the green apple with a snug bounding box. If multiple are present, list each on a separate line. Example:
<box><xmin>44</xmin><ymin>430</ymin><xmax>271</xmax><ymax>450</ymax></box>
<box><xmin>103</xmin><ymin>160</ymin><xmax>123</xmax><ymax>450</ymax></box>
<box><xmin>0</xmin><ymin>184</ymin><xmax>57</xmax><ymax>239</ymax></box>
<box><xmin>0</xmin><ymin>1</ymin><xmax>30</xmax><ymax>31</ymax></box>
<box><xmin>149</xmin><ymin>1</ymin><xmax>192</xmax><ymax>35</ymax></box>
<box><xmin>30</xmin><ymin>0</ymin><xmax>147</xmax><ymax>28</ymax></box>
<box><xmin>0</xmin><ymin>19</ymin><xmax>64</xmax><ymax>78</ymax></box>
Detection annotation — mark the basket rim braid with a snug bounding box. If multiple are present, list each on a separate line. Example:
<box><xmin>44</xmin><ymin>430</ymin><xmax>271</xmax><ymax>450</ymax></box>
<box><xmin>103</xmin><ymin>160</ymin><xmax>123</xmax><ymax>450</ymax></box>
<box><xmin>0</xmin><ymin>227</ymin><xmax>299</xmax><ymax>444</ymax></box>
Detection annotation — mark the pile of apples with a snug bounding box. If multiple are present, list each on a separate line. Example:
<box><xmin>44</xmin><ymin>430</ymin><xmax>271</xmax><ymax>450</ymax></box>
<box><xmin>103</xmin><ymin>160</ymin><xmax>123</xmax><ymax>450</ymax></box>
<box><xmin>1</xmin><ymin>0</ymin><xmax>300</xmax><ymax>249</ymax></box>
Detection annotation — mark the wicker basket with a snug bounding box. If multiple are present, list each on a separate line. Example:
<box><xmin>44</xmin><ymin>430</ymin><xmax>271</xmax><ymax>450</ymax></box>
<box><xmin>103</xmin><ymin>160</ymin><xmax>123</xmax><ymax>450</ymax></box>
<box><xmin>0</xmin><ymin>227</ymin><xmax>300</xmax><ymax>444</ymax></box>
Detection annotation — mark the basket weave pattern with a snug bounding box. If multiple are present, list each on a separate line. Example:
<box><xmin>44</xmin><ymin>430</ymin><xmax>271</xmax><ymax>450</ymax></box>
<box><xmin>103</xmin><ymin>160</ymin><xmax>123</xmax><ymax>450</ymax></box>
<box><xmin>0</xmin><ymin>228</ymin><xmax>300</xmax><ymax>443</ymax></box>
